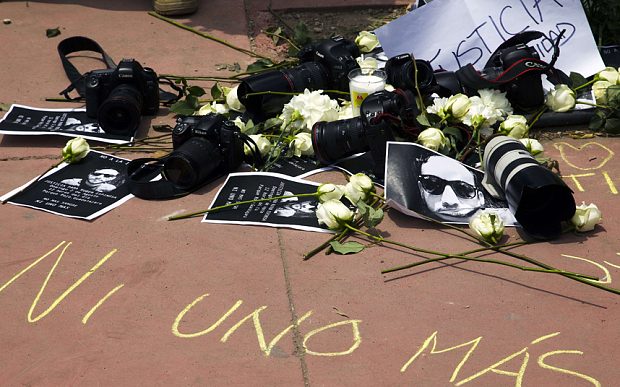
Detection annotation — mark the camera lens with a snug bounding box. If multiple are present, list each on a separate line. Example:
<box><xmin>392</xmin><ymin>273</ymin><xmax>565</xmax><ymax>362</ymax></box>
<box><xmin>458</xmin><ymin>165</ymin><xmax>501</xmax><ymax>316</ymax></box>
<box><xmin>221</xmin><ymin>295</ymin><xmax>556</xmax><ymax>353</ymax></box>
<box><xmin>311</xmin><ymin>118</ymin><xmax>368</xmax><ymax>165</ymax></box>
<box><xmin>386</xmin><ymin>59</ymin><xmax>434</xmax><ymax>91</ymax></box>
<box><xmin>238</xmin><ymin>62</ymin><xmax>330</xmax><ymax>120</ymax></box>
<box><xmin>98</xmin><ymin>84</ymin><xmax>143</xmax><ymax>135</ymax></box>
<box><xmin>163</xmin><ymin>138</ymin><xmax>221</xmax><ymax>190</ymax></box>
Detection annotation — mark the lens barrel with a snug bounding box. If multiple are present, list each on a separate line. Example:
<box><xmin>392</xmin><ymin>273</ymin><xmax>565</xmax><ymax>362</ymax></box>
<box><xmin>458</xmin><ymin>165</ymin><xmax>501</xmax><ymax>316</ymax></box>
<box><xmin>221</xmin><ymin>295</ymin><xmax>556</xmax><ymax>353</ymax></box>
<box><xmin>97</xmin><ymin>84</ymin><xmax>143</xmax><ymax>135</ymax></box>
<box><xmin>163</xmin><ymin>138</ymin><xmax>221</xmax><ymax>190</ymax></box>
<box><xmin>312</xmin><ymin>118</ymin><xmax>367</xmax><ymax>165</ymax></box>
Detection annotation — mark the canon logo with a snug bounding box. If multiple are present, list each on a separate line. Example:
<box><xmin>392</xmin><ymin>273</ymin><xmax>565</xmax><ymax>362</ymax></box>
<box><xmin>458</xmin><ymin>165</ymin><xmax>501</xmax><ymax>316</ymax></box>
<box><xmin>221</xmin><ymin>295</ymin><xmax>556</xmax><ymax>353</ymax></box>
<box><xmin>525</xmin><ymin>61</ymin><xmax>545</xmax><ymax>69</ymax></box>
<box><xmin>119</xmin><ymin>74</ymin><xmax>133</xmax><ymax>78</ymax></box>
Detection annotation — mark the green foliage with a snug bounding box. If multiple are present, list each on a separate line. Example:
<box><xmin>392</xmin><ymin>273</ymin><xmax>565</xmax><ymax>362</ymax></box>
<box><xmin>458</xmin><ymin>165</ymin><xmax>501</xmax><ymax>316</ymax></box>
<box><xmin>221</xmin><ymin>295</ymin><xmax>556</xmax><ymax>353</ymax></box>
<box><xmin>356</xmin><ymin>200</ymin><xmax>384</xmax><ymax>229</ymax></box>
<box><xmin>329</xmin><ymin>241</ymin><xmax>366</xmax><ymax>254</ymax></box>
<box><xmin>169</xmin><ymin>80</ymin><xmax>207</xmax><ymax>115</ymax></box>
<box><xmin>246</xmin><ymin>58</ymin><xmax>275</xmax><ymax>73</ymax></box>
<box><xmin>569</xmin><ymin>72</ymin><xmax>589</xmax><ymax>90</ymax></box>
<box><xmin>210</xmin><ymin>83</ymin><xmax>222</xmax><ymax>100</ymax></box>
<box><xmin>580</xmin><ymin>0</ymin><xmax>620</xmax><ymax>46</ymax></box>
<box><xmin>46</xmin><ymin>27</ymin><xmax>61</xmax><ymax>38</ymax></box>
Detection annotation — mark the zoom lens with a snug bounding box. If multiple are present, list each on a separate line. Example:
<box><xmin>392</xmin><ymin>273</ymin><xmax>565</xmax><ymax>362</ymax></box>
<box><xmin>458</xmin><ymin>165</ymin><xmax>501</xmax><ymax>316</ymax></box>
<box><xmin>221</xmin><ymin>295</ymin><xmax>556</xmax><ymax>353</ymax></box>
<box><xmin>98</xmin><ymin>84</ymin><xmax>143</xmax><ymax>135</ymax></box>
<box><xmin>482</xmin><ymin>135</ymin><xmax>575</xmax><ymax>239</ymax></box>
<box><xmin>238</xmin><ymin>62</ymin><xmax>330</xmax><ymax>120</ymax></box>
<box><xmin>311</xmin><ymin>118</ymin><xmax>368</xmax><ymax>165</ymax></box>
<box><xmin>163</xmin><ymin>138</ymin><xmax>221</xmax><ymax>190</ymax></box>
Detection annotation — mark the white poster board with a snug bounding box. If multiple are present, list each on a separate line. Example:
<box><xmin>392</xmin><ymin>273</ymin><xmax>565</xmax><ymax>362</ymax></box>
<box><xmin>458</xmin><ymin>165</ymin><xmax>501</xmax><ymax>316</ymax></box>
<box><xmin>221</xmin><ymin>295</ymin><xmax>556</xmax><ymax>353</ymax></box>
<box><xmin>375</xmin><ymin>0</ymin><xmax>605</xmax><ymax>77</ymax></box>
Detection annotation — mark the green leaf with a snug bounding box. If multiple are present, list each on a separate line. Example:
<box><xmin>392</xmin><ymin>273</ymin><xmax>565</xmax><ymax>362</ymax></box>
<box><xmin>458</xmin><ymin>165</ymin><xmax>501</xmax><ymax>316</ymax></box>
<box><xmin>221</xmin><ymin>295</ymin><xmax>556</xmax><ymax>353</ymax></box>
<box><xmin>329</xmin><ymin>241</ymin><xmax>366</xmax><ymax>255</ymax></box>
<box><xmin>187</xmin><ymin>86</ymin><xmax>206</xmax><ymax>97</ymax></box>
<box><xmin>589</xmin><ymin>115</ymin><xmax>604</xmax><ymax>130</ymax></box>
<box><xmin>46</xmin><ymin>27</ymin><xmax>61</xmax><ymax>38</ymax></box>
<box><xmin>229</xmin><ymin>62</ymin><xmax>241</xmax><ymax>72</ymax></box>
<box><xmin>246</xmin><ymin>58</ymin><xmax>274</xmax><ymax>73</ymax></box>
<box><xmin>186</xmin><ymin>94</ymin><xmax>201</xmax><ymax>109</ymax></box>
<box><xmin>272</xmin><ymin>26</ymin><xmax>282</xmax><ymax>46</ymax></box>
<box><xmin>605</xmin><ymin>118</ymin><xmax>620</xmax><ymax>134</ymax></box>
<box><xmin>170</xmin><ymin>100</ymin><xmax>198</xmax><ymax>116</ymax></box>
<box><xmin>293</xmin><ymin>20</ymin><xmax>310</xmax><ymax>46</ymax></box>
<box><xmin>356</xmin><ymin>199</ymin><xmax>384</xmax><ymax>228</ymax></box>
<box><xmin>416</xmin><ymin>115</ymin><xmax>430</xmax><ymax>127</ymax></box>
<box><xmin>288</xmin><ymin>45</ymin><xmax>300</xmax><ymax>58</ymax></box>
<box><xmin>569</xmin><ymin>72</ymin><xmax>588</xmax><ymax>90</ymax></box>
<box><xmin>443</xmin><ymin>126</ymin><xmax>463</xmax><ymax>142</ymax></box>
<box><xmin>607</xmin><ymin>85</ymin><xmax>620</xmax><ymax>107</ymax></box>
<box><xmin>263</xmin><ymin>117</ymin><xmax>284</xmax><ymax>131</ymax></box>
<box><xmin>211</xmin><ymin>83</ymin><xmax>222</xmax><ymax>100</ymax></box>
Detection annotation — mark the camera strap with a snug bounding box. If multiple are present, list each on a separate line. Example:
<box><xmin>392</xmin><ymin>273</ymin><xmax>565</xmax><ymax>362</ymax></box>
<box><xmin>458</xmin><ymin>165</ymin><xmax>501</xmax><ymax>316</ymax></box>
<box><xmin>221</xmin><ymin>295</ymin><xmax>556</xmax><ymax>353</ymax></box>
<box><xmin>455</xmin><ymin>30</ymin><xmax>571</xmax><ymax>90</ymax></box>
<box><xmin>57</xmin><ymin>36</ymin><xmax>183</xmax><ymax>104</ymax></box>
<box><xmin>126</xmin><ymin>156</ymin><xmax>198</xmax><ymax>200</ymax></box>
<box><xmin>57</xmin><ymin>36</ymin><xmax>117</xmax><ymax>99</ymax></box>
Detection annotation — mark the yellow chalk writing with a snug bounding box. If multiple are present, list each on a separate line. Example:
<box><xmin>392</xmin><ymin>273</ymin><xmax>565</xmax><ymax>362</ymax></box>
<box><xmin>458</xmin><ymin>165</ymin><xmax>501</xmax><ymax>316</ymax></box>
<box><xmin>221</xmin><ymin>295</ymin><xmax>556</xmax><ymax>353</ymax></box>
<box><xmin>82</xmin><ymin>284</ymin><xmax>124</xmax><ymax>324</ymax></box>
<box><xmin>554</xmin><ymin>142</ymin><xmax>614</xmax><ymax>170</ymax></box>
<box><xmin>602</xmin><ymin>171</ymin><xmax>618</xmax><ymax>194</ymax></box>
<box><xmin>561</xmin><ymin>254</ymin><xmax>611</xmax><ymax>284</ymax></box>
<box><xmin>562</xmin><ymin>173</ymin><xmax>596</xmax><ymax>192</ymax></box>
<box><xmin>172</xmin><ymin>294</ymin><xmax>243</xmax><ymax>338</ymax></box>
<box><xmin>303</xmin><ymin>319</ymin><xmax>362</xmax><ymax>356</ymax></box>
<box><xmin>538</xmin><ymin>351</ymin><xmax>601</xmax><ymax>387</ymax></box>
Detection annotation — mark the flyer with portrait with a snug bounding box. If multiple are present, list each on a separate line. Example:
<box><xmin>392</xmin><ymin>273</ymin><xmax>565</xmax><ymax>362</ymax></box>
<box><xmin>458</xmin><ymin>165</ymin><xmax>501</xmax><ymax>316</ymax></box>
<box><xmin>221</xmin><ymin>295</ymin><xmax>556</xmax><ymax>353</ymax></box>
<box><xmin>0</xmin><ymin>151</ymin><xmax>135</xmax><ymax>220</ymax></box>
<box><xmin>0</xmin><ymin>104</ymin><xmax>134</xmax><ymax>144</ymax></box>
<box><xmin>202</xmin><ymin>172</ymin><xmax>334</xmax><ymax>233</ymax></box>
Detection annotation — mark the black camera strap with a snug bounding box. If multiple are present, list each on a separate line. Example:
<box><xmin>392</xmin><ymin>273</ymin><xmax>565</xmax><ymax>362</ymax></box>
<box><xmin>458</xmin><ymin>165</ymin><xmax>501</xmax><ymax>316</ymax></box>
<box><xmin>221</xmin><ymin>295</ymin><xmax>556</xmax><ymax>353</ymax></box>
<box><xmin>57</xmin><ymin>36</ymin><xmax>117</xmax><ymax>100</ymax></box>
<box><xmin>455</xmin><ymin>30</ymin><xmax>571</xmax><ymax>90</ymax></box>
<box><xmin>57</xmin><ymin>36</ymin><xmax>183</xmax><ymax>104</ymax></box>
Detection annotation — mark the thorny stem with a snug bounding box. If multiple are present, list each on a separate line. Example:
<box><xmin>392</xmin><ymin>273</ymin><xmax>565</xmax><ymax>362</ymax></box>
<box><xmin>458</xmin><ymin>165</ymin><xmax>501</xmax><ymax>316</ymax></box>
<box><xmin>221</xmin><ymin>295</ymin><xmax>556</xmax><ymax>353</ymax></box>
<box><xmin>227</xmin><ymin>62</ymin><xmax>294</xmax><ymax>79</ymax></box>
<box><xmin>168</xmin><ymin>193</ymin><xmax>320</xmax><ymax>220</ymax></box>
<box><xmin>262</xmin><ymin>30</ymin><xmax>300</xmax><ymax>51</ymax></box>
<box><xmin>159</xmin><ymin>75</ymin><xmax>242</xmax><ymax>83</ymax></box>
<box><xmin>148</xmin><ymin>12</ymin><xmax>275</xmax><ymax>62</ymax></box>
<box><xmin>409</xmin><ymin>53</ymin><xmax>428</xmax><ymax>122</ymax></box>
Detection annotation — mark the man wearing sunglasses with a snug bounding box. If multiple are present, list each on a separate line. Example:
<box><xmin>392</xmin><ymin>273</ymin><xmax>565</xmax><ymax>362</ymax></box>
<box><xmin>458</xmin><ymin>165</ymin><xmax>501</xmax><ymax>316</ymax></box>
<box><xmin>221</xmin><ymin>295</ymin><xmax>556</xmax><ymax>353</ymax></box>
<box><xmin>418</xmin><ymin>154</ymin><xmax>485</xmax><ymax>222</ymax></box>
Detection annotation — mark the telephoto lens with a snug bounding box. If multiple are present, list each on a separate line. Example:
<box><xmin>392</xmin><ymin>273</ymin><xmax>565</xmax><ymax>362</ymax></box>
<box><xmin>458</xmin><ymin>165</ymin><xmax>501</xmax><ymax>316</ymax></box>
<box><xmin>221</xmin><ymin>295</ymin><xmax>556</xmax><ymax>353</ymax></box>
<box><xmin>482</xmin><ymin>135</ymin><xmax>575</xmax><ymax>239</ymax></box>
<box><xmin>163</xmin><ymin>138</ymin><xmax>222</xmax><ymax>190</ymax></box>
<box><xmin>97</xmin><ymin>84</ymin><xmax>143</xmax><ymax>136</ymax></box>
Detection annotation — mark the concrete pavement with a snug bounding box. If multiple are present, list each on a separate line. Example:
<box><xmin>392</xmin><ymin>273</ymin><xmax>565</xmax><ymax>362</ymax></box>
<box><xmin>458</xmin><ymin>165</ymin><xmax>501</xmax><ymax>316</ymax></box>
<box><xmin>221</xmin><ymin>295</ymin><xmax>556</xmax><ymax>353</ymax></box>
<box><xmin>1</xmin><ymin>1</ymin><xmax>620</xmax><ymax>386</ymax></box>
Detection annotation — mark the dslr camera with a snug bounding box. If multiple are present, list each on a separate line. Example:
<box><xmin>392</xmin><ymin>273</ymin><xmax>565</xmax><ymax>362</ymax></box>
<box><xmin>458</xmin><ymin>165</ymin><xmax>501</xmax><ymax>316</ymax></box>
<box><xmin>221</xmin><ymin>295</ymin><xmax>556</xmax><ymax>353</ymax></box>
<box><xmin>238</xmin><ymin>36</ymin><xmax>360</xmax><ymax>120</ymax></box>
<box><xmin>311</xmin><ymin>89</ymin><xmax>417</xmax><ymax>178</ymax></box>
<box><xmin>163</xmin><ymin>113</ymin><xmax>245</xmax><ymax>190</ymax></box>
<box><xmin>85</xmin><ymin>58</ymin><xmax>159</xmax><ymax>135</ymax></box>
<box><xmin>384</xmin><ymin>55</ymin><xmax>464</xmax><ymax>98</ymax></box>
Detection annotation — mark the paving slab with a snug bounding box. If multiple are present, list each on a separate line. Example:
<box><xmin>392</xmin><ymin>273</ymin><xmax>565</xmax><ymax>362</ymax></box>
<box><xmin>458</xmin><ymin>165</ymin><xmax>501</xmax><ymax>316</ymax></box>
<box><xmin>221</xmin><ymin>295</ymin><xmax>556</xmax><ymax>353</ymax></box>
<box><xmin>1</xmin><ymin>1</ymin><xmax>620</xmax><ymax>387</ymax></box>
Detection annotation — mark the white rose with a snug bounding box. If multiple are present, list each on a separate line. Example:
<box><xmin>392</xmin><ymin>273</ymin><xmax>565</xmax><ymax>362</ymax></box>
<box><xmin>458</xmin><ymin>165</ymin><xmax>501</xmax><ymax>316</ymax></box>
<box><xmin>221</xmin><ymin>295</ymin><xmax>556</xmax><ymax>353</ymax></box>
<box><xmin>500</xmin><ymin>115</ymin><xmax>528</xmax><ymax>138</ymax></box>
<box><xmin>417</xmin><ymin>128</ymin><xmax>448</xmax><ymax>152</ymax></box>
<box><xmin>597</xmin><ymin>67</ymin><xmax>619</xmax><ymax>84</ymax></box>
<box><xmin>569</xmin><ymin>202</ymin><xmax>602</xmax><ymax>232</ymax></box>
<box><xmin>469</xmin><ymin>212</ymin><xmax>505</xmax><ymax>244</ymax></box>
<box><xmin>232</xmin><ymin>116</ymin><xmax>246</xmax><ymax>132</ymax></box>
<box><xmin>344</xmin><ymin>173</ymin><xmax>375</xmax><ymax>204</ymax></box>
<box><xmin>226</xmin><ymin>85</ymin><xmax>246</xmax><ymax>113</ymax></box>
<box><xmin>293</xmin><ymin>132</ymin><xmax>314</xmax><ymax>157</ymax></box>
<box><xmin>354</xmin><ymin>31</ymin><xmax>380</xmax><ymax>53</ymax></box>
<box><xmin>545</xmin><ymin>84</ymin><xmax>576</xmax><ymax>113</ymax></box>
<box><xmin>356</xmin><ymin>56</ymin><xmax>379</xmax><ymax>69</ymax></box>
<box><xmin>317</xmin><ymin>183</ymin><xmax>345</xmax><ymax>203</ymax></box>
<box><xmin>62</xmin><ymin>137</ymin><xmax>90</xmax><ymax>163</ymax></box>
<box><xmin>520</xmin><ymin>138</ymin><xmax>544</xmax><ymax>157</ymax></box>
<box><xmin>245</xmin><ymin>134</ymin><xmax>271</xmax><ymax>157</ymax></box>
<box><xmin>198</xmin><ymin>101</ymin><xmax>228</xmax><ymax>115</ymax></box>
<box><xmin>592</xmin><ymin>80</ymin><xmax>612</xmax><ymax>105</ymax></box>
<box><xmin>316</xmin><ymin>199</ymin><xmax>355</xmax><ymax>230</ymax></box>
<box><xmin>446</xmin><ymin>93</ymin><xmax>471</xmax><ymax>119</ymax></box>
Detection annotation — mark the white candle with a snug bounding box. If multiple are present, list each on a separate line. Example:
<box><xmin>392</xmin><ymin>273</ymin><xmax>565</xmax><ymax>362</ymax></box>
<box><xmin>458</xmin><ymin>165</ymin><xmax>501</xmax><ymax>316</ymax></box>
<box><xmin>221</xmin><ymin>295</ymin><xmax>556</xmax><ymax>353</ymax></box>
<box><xmin>348</xmin><ymin>69</ymin><xmax>387</xmax><ymax>117</ymax></box>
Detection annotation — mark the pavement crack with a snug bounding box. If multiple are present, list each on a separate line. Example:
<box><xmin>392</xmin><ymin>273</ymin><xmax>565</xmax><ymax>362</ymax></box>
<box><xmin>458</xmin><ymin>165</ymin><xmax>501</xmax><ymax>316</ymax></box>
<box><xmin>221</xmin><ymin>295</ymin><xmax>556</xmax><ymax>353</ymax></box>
<box><xmin>1</xmin><ymin>155</ymin><xmax>59</xmax><ymax>162</ymax></box>
<box><xmin>277</xmin><ymin>229</ymin><xmax>310</xmax><ymax>387</ymax></box>
<box><xmin>242</xmin><ymin>0</ymin><xmax>256</xmax><ymax>51</ymax></box>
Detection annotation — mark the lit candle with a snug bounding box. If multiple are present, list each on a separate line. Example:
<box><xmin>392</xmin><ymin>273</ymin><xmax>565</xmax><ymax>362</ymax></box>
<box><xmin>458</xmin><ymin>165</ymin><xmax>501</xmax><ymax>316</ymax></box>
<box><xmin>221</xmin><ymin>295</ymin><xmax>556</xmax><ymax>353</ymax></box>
<box><xmin>348</xmin><ymin>69</ymin><xmax>387</xmax><ymax>117</ymax></box>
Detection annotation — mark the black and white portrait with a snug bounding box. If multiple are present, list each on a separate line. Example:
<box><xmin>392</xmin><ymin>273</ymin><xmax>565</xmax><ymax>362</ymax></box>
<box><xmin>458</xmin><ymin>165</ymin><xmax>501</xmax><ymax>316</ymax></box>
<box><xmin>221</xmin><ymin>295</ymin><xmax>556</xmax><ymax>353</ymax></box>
<box><xmin>61</xmin><ymin>167</ymin><xmax>126</xmax><ymax>193</ymax></box>
<box><xmin>0</xmin><ymin>104</ymin><xmax>131</xmax><ymax>144</ymax></box>
<box><xmin>384</xmin><ymin>142</ymin><xmax>517</xmax><ymax>225</ymax></box>
<box><xmin>202</xmin><ymin>172</ymin><xmax>333</xmax><ymax>233</ymax></box>
<box><xmin>0</xmin><ymin>151</ymin><xmax>134</xmax><ymax>220</ymax></box>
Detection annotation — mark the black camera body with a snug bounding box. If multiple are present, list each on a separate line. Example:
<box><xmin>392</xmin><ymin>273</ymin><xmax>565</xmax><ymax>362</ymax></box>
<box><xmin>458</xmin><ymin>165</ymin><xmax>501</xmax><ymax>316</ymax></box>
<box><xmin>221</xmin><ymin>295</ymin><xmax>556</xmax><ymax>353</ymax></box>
<box><xmin>238</xmin><ymin>36</ymin><xmax>360</xmax><ymax>121</ymax></box>
<box><xmin>312</xmin><ymin>89</ymin><xmax>417</xmax><ymax>178</ymax></box>
<box><xmin>478</xmin><ymin>43</ymin><xmax>545</xmax><ymax>108</ymax></box>
<box><xmin>384</xmin><ymin>55</ymin><xmax>468</xmax><ymax>98</ymax></box>
<box><xmin>85</xmin><ymin>59</ymin><xmax>159</xmax><ymax>135</ymax></box>
<box><xmin>164</xmin><ymin>114</ymin><xmax>244</xmax><ymax>190</ymax></box>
